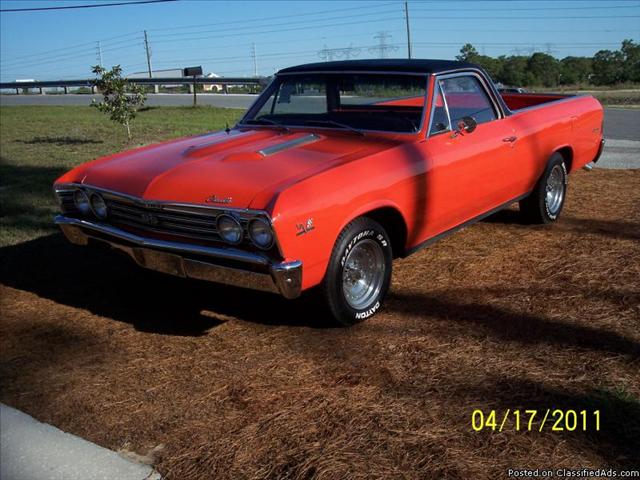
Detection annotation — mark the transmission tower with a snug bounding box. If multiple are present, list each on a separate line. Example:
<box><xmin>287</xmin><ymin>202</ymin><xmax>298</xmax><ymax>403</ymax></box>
<box><xmin>96</xmin><ymin>41</ymin><xmax>103</xmax><ymax>67</ymax></box>
<box><xmin>318</xmin><ymin>44</ymin><xmax>361</xmax><ymax>62</ymax></box>
<box><xmin>369</xmin><ymin>32</ymin><xmax>398</xmax><ymax>59</ymax></box>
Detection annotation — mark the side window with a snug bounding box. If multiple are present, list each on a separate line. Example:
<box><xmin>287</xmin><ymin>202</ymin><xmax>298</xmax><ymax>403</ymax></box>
<box><xmin>439</xmin><ymin>75</ymin><xmax>497</xmax><ymax>128</ymax></box>
<box><xmin>428</xmin><ymin>82</ymin><xmax>450</xmax><ymax>136</ymax></box>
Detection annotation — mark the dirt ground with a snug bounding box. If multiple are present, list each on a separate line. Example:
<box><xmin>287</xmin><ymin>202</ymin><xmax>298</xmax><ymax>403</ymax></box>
<box><xmin>1</xmin><ymin>169</ymin><xmax>639</xmax><ymax>479</ymax></box>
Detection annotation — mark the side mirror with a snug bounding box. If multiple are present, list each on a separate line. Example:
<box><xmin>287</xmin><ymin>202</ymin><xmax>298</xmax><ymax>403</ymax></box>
<box><xmin>457</xmin><ymin>116</ymin><xmax>477</xmax><ymax>134</ymax></box>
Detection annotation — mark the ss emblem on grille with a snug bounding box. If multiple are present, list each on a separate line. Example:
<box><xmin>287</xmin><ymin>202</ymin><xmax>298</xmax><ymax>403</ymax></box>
<box><xmin>141</xmin><ymin>212</ymin><xmax>159</xmax><ymax>225</ymax></box>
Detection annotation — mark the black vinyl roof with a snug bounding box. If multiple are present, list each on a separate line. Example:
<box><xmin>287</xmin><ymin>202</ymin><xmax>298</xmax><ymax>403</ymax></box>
<box><xmin>277</xmin><ymin>59</ymin><xmax>478</xmax><ymax>75</ymax></box>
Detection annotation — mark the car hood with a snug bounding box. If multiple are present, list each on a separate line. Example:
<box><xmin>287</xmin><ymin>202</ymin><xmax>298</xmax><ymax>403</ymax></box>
<box><xmin>67</xmin><ymin>128</ymin><xmax>401</xmax><ymax>210</ymax></box>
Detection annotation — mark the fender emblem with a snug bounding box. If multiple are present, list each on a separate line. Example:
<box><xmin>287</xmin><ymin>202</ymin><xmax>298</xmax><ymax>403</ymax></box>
<box><xmin>205</xmin><ymin>195</ymin><xmax>233</xmax><ymax>204</ymax></box>
<box><xmin>296</xmin><ymin>218</ymin><xmax>315</xmax><ymax>236</ymax></box>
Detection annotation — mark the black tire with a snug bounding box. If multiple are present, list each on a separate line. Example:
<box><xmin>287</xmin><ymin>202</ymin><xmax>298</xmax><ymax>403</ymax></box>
<box><xmin>322</xmin><ymin>217</ymin><xmax>393</xmax><ymax>326</ymax></box>
<box><xmin>519</xmin><ymin>152</ymin><xmax>568</xmax><ymax>224</ymax></box>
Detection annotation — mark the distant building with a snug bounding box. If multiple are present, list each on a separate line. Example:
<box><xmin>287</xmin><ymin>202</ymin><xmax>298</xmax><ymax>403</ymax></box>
<box><xmin>203</xmin><ymin>73</ymin><xmax>223</xmax><ymax>92</ymax></box>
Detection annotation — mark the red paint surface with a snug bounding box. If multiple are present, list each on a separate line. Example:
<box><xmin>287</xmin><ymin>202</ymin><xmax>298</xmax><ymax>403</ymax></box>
<box><xmin>56</xmin><ymin>78</ymin><xmax>604</xmax><ymax>291</ymax></box>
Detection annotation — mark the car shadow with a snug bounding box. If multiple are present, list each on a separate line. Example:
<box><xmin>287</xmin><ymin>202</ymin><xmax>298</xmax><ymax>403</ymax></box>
<box><xmin>0</xmin><ymin>234</ymin><xmax>333</xmax><ymax>336</ymax></box>
<box><xmin>483</xmin><ymin>209</ymin><xmax>640</xmax><ymax>242</ymax></box>
<box><xmin>15</xmin><ymin>136</ymin><xmax>103</xmax><ymax>146</ymax></box>
<box><xmin>385</xmin><ymin>291</ymin><xmax>640</xmax><ymax>359</ymax></box>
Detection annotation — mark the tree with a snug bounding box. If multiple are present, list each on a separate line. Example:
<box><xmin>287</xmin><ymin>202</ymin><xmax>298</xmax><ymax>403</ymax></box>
<box><xmin>91</xmin><ymin>65</ymin><xmax>146</xmax><ymax>140</ymax></box>
<box><xmin>592</xmin><ymin>49</ymin><xmax>625</xmax><ymax>85</ymax></box>
<box><xmin>499</xmin><ymin>56</ymin><xmax>532</xmax><ymax>86</ymax></box>
<box><xmin>528</xmin><ymin>52</ymin><xmax>560</xmax><ymax>87</ymax></box>
<box><xmin>621</xmin><ymin>39</ymin><xmax>640</xmax><ymax>82</ymax></box>
<box><xmin>560</xmin><ymin>57</ymin><xmax>592</xmax><ymax>85</ymax></box>
<box><xmin>456</xmin><ymin>43</ymin><xmax>503</xmax><ymax>81</ymax></box>
<box><xmin>456</xmin><ymin>43</ymin><xmax>479</xmax><ymax>62</ymax></box>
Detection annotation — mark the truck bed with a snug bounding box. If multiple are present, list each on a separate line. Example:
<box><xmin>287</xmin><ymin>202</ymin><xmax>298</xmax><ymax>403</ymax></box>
<box><xmin>500</xmin><ymin>92</ymin><xmax>573</xmax><ymax>112</ymax></box>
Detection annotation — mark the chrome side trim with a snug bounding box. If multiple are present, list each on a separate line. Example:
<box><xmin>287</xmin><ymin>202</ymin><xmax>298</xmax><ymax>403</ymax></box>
<box><xmin>404</xmin><ymin>192</ymin><xmax>531</xmax><ymax>257</ymax></box>
<box><xmin>258</xmin><ymin>133</ymin><xmax>320</xmax><ymax>156</ymax></box>
<box><xmin>55</xmin><ymin>215</ymin><xmax>303</xmax><ymax>299</ymax></box>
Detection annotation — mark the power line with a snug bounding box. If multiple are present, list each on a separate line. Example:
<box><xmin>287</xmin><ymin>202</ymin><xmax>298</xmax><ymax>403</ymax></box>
<box><xmin>150</xmin><ymin>9</ymin><xmax>401</xmax><ymax>39</ymax></box>
<box><xmin>411</xmin><ymin>4</ymin><xmax>640</xmax><ymax>11</ymax></box>
<box><xmin>0</xmin><ymin>32</ymin><xmax>141</xmax><ymax>63</ymax></box>
<box><xmin>412</xmin><ymin>15</ymin><xmax>640</xmax><ymax>19</ymax></box>
<box><xmin>150</xmin><ymin>17</ymin><xmax>402</xmax><ymax>45</ymax></box>
<box><xmin>146</xmin><ymin>2</ymin><xmax>397</xmax><ymax>32</ymax></box>
<box><xmin>0</xmin><ymin>0</ymin><xmax>177</xmax><ymax>13</ymax></box>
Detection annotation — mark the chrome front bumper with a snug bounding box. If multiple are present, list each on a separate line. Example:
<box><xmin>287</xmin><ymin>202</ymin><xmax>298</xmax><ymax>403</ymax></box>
<box><xmin>54</xmin><ymin>215</ymin><xmax>302</xmax><ymax>299</ymax></box>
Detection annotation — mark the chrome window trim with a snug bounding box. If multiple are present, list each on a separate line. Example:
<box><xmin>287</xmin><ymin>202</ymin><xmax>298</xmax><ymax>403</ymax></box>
<box><xmin>436</xmin><ymin>68</ymin><xmax>506</xmax><ymax>118</ymax></box>
<box><xmin>238</xmin><ymin>71</ymin><xmax>430</xmax><ymax>137</ymax></box>
<box><xmin>427</xmin><ymin>71</ymin><xmax>502</xmax><ymax>138</ymax></box>
<box><xmin>275</xmin><ymin>70</ymin><xmax>433</xmax><ymax>76</ymax></box>
<box><xmin>426</xmin><ymin>78</ymin><xmax>453</xmax><ymax>137</ymax></box>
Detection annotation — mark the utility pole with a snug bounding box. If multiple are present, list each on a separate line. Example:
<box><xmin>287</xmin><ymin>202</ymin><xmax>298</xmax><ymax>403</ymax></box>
<box><xmin>251</xmin><ymin>43</ymin><xmax>258</xmax><ymax>77</ymax></box>
<box><xmin>96</xmin><ymin>41</ymin><xmax>103</xmax><ymax>67</ymax></box>
<box><xmin>404</xmin><ymin>1</ymin><xmax>412</xmax><ymax>59</ymax></box>
<box><xmin>143</xmin><ymin>30</ymin><xmax>153</xmax><ymax>78</ymax></box>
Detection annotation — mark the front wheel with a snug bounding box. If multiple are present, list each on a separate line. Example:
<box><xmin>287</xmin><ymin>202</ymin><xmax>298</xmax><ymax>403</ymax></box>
<box><xmin>519</xmin><ymin>152</ymin><xmax>568</xmax><ymax>224</ymax></box>
<box><xmin>322</xmin><ymin>217</ymin><xmax>392</xmax><ymax>326</ymax></box>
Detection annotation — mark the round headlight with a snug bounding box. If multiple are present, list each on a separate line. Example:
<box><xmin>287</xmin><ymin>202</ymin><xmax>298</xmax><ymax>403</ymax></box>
<box><xmin>90</xmin><ymin>193</ymin><xmax>108</xmax><ymax>219</ymax></box>
<box><xmin>248</xmin><ymin>218</ymin><xmax>274</xmax><ymax>249</ymax></box>
<box><xmin>217</xmin><ymin>214</ymin><xmax>243</xmax><ymax>244</ymax></box>
<box><xmin>73</xmin><ymin>189</ymin><xmax>91</xmax><ymax>215</ymax></box>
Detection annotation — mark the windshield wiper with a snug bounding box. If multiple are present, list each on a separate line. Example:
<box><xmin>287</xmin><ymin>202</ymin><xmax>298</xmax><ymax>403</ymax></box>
<box><xmin>244</xmin><ymin>117</ymin><xmax>290</xmax><ymax>132</ymax></box>
<box><xmin>303</xmin><ymin>119</ymin><xmax>365</xmax><ymax>136</ymax></box>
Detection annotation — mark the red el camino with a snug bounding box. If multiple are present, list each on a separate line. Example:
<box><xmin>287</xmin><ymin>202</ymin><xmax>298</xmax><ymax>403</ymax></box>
<box><xmin>54</xmin><ymin>59</ymin><xmax>605</xmax><ymax>325</ymax></box>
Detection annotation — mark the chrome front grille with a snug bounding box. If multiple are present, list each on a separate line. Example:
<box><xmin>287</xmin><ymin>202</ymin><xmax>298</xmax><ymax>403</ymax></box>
<box><xmin>104</xmin><ymin>196</ymin><xmax>227</xmax><ymax>241</ymax></box>
<box><xmin>56</xmin><ymin>190</ymin><xmax>77</xmax><ymax>213</ymax></box>
<box><xmin>54</xmin><ymin>186</ymin><xmax>263</xmax><ymax>247</ymax></box>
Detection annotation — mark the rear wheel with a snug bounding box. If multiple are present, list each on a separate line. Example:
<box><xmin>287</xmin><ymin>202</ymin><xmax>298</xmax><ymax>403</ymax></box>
<box><xmin>322</xmin><ymin>217</ymin><xmax>392</xmax><ymax>326</ymax></box>
<box><xmin>519</xmin><ymin>152</ymin><xmax>568</xmax><ymax>224</ymax></box>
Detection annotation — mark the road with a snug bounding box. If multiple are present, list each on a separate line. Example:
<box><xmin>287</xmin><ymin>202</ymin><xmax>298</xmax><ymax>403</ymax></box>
<box><xmin>1</xmin><ymin>94</ymin><xmax>637</xmax><ymax>168</ymax></box>
<box><xmin>0</xmin><ymin>93</ymin><xmax>258</xmax><ymax>108</ymax></box>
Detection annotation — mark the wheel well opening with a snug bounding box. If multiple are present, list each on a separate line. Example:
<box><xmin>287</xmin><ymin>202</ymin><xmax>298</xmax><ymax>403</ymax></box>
<box><xmin>364</xmin><ymin>207</ymin><xmax>407</xmax><ymax>258</ymax></box>
<box><xmin>556</xmin><ymin>147</ymin><xmax>573</xmax><ymax>172</ymax></box>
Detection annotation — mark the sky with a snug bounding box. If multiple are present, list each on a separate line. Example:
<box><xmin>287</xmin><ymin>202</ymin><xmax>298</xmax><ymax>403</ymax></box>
<box><xmin>1</xmin><ymin>0</ymin><xmax>639</xmax><ymax>82</ymax></box>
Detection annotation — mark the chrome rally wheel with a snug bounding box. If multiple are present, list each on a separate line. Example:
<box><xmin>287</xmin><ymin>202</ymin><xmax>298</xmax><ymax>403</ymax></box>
<box><xmin>342</xmin><ymin>238</ymin><xmax>386</xmax><ymax>310</ymax></box>
<box><xmin>519</xmin><ymin>152</ymin><xmax>567</xmax><ymax>224</ymax></box>
<box><xmin>545</xmin><ymin>164</ymin><xmax>565</xmax><ymax>217</ymax></box>
<box><xmin>322</xmin><ymin>217</ymin><xmax>393</xmax><ymax>326</ymax></box>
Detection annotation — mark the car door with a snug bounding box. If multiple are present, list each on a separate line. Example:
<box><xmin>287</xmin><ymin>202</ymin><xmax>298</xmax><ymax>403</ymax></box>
<box><xmin>420</xmin><ymin>72</ymin><xmax>520</xmax><ymax>237</ymax></box>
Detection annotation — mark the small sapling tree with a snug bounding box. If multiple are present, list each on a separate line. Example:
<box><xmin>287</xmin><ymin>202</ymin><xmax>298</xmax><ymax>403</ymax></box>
<box><xmin>91</xmin><ymin>65</ymin><xmax>146</xmax><ymax>140</ymax></box>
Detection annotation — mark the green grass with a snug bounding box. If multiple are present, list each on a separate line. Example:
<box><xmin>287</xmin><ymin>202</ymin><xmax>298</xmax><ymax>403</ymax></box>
<box><xmin>0</xmin><ymin>106</ymin><xmax>243</xmax><ymax>246</ymax></box>
<box><xmin>537</xmin><ymin>86</ymin><xmax>640</xmax><ymax>107</ymax></box>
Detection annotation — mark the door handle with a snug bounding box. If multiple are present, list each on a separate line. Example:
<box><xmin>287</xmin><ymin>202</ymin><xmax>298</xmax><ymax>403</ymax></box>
<box><xmin>502</xmin><ymin>136</ymin><xmax>518</xmax><ymax>143</ymax></box>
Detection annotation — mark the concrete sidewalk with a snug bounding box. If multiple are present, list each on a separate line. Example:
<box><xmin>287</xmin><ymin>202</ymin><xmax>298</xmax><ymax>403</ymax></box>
<box><xmin>0</xmin><ymin>404</ymin><xmax>160</xmax><ymax>480</ymax></box>
<box><xmin>597</xmin><ymin>139</ymin><xmax>640</xmax><ymax>169</ymax></box>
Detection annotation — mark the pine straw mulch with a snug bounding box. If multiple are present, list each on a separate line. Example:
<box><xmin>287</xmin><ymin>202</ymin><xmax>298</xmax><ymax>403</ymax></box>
<box><xmin>1</xmin><ymin>168</ymin><xmax>639</xmax><ymax>479</ymax></box>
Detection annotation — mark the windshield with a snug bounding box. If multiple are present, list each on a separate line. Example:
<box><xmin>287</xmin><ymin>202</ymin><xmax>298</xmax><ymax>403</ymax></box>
<box><xmin>242</xmin><ymin>73</ymin><xmax>428</xmax><ymax>134</ymax></box>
